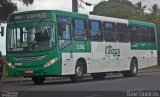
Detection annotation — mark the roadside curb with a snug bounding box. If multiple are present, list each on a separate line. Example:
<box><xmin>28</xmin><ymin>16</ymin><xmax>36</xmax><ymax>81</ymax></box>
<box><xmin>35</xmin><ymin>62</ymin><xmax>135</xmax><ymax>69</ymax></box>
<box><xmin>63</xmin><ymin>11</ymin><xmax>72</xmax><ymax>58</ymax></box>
<box><xmin>138</xmin><ymin>69</ymin><xmax>160</xmax><ymax>73</ymax></box>
<box><xmin>2</xmin><ymin>69</ymin><xmax>160</xmax><ymax>84</ymax></box>
<box><xmin>1</xmin><ymin>77</ymin><xmax>31</xmax><ymax>84</ymax></box>
<box><xmin>1</xmin><ymin>77</ymin><xmax>65</xmax><ymax>84</ymax></box>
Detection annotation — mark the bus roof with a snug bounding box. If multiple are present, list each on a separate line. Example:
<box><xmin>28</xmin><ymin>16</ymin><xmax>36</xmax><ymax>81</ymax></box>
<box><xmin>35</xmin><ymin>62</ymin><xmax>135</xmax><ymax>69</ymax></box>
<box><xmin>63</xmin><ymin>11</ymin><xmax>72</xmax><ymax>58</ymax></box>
<box><xmin>8</xmin><ymin>10</ymin><xmax>155</xmax><ymax>27</ymax></box>
<box><xmin>128</xmin><ymin>20</ymin><xmax>156</xmax><ymax>27</ymax></box>
<box><xmin>89</xmin><ymin>15</ymin><xmax>156</xmax><ymax>28</ymax></box>
<box><xmin>53</xmin><ymin>10</ymin><xmax>88</xmax><ymax>19</ymax></box>
<box><xmin>8</xmin><ymin>10</ymin><xmax>88</xmax><ymax>19</ymax></box>
<box><xmin>89</xmin><ymin>15</ymin><xmax>128</xmax><ymax>24</ymax></box>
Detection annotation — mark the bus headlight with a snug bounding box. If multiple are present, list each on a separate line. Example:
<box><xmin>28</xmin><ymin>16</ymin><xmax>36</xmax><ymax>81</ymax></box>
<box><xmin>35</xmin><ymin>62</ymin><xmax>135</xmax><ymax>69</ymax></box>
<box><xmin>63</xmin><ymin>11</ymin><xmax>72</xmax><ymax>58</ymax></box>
<box><xmin>8</xmin><ymin>63</ymin><xmax>15</xmax><ymax>69</ymax></box>
<box><xmin>44</xmin><ymin>57</ymin><xmax>58</xmax><ymax>68</ymax></box>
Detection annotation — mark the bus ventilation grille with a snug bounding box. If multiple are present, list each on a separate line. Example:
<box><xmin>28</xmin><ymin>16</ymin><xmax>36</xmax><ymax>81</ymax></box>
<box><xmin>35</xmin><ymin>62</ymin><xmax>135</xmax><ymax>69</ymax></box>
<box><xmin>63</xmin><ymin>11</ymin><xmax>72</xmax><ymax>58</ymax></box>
<box><xmin>12</xmin><ymin>55</ymin><xmax>48</xmax><ymax>62</ymax></box>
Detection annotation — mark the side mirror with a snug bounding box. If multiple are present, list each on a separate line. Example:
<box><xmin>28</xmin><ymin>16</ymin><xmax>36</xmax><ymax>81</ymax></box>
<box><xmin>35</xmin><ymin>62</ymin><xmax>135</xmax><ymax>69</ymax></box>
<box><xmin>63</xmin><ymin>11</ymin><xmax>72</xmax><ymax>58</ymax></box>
<box><xmin>0</xmin><ymin>27</ymin><xmax>4</xmax><ymax>36</ymax></box>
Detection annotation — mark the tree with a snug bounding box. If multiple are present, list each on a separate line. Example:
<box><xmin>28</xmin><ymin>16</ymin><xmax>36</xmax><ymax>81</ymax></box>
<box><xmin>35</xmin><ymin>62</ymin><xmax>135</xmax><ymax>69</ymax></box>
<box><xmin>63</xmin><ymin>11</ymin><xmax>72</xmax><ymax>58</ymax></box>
<box><xmin>0</xmin><ymin>0</ymin><xmax>33</xmax><ymax>23</ymax></box>
<box><xmin>19</xmin><ymin>0</ymin><xmax>34</xmax><ymax>6</ymax></box>
<box><xmin>90</xmin><ymin>0</ymin><xmax>134</xmax><ymax>19</ymax></box>
<box><xmin>149</xmin><ymin>4</ymin><xmax>160</xmax><ymax>15</ymax></box>
<box><xmin>133</xmin><ymin>1</ymin><xmax>146</xmax><ymax>15</ymax></box>
<box><xmin>108</xmin><ymin>0</ymin><xmax>133</xmax><ymax>7</ymax></box>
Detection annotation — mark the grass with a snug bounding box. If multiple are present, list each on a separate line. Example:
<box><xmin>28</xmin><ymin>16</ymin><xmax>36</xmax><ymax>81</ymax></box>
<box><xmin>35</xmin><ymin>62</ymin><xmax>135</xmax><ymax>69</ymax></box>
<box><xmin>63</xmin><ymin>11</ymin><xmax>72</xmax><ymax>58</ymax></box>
<box><xmin>141</xmin><ymin>65</ymin><xmax>160</xmax><ymax>70</ymax></box>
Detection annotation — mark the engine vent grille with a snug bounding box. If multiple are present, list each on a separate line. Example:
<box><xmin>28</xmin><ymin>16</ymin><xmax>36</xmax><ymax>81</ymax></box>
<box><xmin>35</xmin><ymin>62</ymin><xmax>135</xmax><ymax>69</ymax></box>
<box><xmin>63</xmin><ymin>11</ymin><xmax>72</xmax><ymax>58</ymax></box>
<box><xmin>13</xmin><ymin>55</ymin><xmax>48</xmax><ymax>62</ymax></box>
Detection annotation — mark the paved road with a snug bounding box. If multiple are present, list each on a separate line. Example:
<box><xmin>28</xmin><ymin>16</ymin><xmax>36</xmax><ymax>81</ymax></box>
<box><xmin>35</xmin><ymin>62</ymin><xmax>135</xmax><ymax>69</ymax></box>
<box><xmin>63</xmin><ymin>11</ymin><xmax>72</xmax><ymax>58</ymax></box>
<box><xmin>1</xmin><ymin>72</ymin><xmax>160</xmax><ymax>91</ymax></box>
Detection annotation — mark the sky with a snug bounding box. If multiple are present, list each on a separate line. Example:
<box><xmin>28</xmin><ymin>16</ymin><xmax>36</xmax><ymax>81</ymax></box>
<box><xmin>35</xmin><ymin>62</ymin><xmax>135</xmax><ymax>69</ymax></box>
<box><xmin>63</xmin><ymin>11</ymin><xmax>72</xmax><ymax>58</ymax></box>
<box><xmin>0</xmin><ymin>0</ymin><xmax>160</xmax><ymax>55</ymax></box>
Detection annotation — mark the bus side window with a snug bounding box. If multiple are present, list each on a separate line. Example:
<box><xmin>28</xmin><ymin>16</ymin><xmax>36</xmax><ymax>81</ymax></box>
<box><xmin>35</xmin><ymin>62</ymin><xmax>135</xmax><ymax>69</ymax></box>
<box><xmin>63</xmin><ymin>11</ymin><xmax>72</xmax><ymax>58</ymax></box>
<box><xmin>60</xmin><ymin>23</ymin><xmax>71</xmax><ymax>40</ymax></box>
<box><xmin>73</xmin><ymin>19</ymin><xmax>86</xmax><ymax>40</ymax></box>
<box><xmin>129</xmin><ymin>25</ymin><xmax>139</xmax><ymax>42</ymax></box>
<box><xmin>89</xmin><ymin>20</ymin><xmax>103</xmax><ymax>41</ymax></box>
<box><xmin>116</xmin><ymin>23</ymin><xmax>129</xmax><ymax>42</ymax></box>
<box><xmin>58</xmin><ymin>16</ymin><xmax>71</xmax><ymax>49</ymax></box>
<box><xmin>104</xmin><ymin>22</ymin><xmax>116</xmax><ymax>42</ymax></box>
<box><xmin>58</xmin><ymin>17</ymin><xmax>71</xmax><ymax>40</ymax></box>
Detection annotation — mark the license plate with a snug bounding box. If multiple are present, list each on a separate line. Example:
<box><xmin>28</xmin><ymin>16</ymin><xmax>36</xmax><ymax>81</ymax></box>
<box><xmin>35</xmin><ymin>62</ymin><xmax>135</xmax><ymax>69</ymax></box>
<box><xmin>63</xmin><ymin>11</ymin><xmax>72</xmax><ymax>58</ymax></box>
<box><xmin>24</xmin><ymin>70</ymin><xmax>34</xmax><ymax>74</ymax></box>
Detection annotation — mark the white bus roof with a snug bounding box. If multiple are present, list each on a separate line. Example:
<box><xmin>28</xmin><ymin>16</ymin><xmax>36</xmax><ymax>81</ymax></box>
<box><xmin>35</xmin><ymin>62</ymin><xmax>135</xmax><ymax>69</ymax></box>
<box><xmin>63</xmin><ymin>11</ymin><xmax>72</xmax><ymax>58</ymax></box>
<box><xmin>89</xmin><ymin>15</ymin><xmax>128</xmax><ymax>24</ymax></box>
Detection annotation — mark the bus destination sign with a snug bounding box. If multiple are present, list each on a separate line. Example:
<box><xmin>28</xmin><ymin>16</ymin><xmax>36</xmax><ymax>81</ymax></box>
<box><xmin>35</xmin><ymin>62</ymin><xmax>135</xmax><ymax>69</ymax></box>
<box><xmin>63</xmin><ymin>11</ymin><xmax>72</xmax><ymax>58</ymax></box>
<box><xmin>11</xmin><ymin>11</ymin><xmax>51</xmax><ymax>21</ymax></box>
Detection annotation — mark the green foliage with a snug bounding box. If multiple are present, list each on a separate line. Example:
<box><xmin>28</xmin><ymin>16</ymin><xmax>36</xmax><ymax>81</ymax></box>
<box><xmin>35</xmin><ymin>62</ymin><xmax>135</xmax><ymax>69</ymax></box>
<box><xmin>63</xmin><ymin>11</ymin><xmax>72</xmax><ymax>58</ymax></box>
<box><xmin>149</xmin><ymin>4</ymin><xmax>160</xmax><ymax>15</ymax></box>
<box><xmin>19</xmin><ymin>0</ymin><xmax>34</xmax><ymax>6</ymax></box>
<box><xmin>133</xmin><ymin>1</ymin><xmax>146</xmax><ymax>15</ymax></box>
<box><xmin>0</xmin><ymin>0</ymin><xmax>17</xmax><ymax>23</ymax></box>
<box><xmin>129</xmin><ymin>14</ymin><xmax>154</xmax><ymax>22</ymax></box>
<box><xmin>0</xmin><ymin>0</ymin><xmax>33</xmax><ymax>23</ymax></box>
<box><xmin>108</xmin><ymin>0</ymin><xmax>133</xmax><ymax>7</ymax></box>
<box><xmin>90</xmin><ymin>1</ymin><xmax>134</xmax><ymax>19</ymax></box>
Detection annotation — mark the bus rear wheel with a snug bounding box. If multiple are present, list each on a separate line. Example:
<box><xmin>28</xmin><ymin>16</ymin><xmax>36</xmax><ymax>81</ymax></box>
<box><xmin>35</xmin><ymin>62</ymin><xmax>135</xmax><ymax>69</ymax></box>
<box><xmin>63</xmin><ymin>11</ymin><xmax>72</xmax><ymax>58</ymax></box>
<box><xmin>32</xmin><ymin>76</ymin><xmax>45</xmax><ymax>84</ymax></box>
<box><xmin>123</xmin><ymin>59</ymin><xmax>138</xmax><ymax>77</ymax></box>
<box><xmin>91</xmin><ymin>73</ymin><xmax>106</xmax><ymax>80</ymax></box>
<box><xmin>70</xmin><ymin>61</ymin><xmax>84</xmax><ymax>83</ymax></box>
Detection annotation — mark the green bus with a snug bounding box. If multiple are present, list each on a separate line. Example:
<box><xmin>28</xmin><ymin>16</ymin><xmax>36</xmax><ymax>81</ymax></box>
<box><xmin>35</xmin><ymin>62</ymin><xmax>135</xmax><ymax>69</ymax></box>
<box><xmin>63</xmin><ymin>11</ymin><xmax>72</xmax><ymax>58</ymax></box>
<box><xmin>6</xmin><ymin>10</ymin><xmax>157</xmax><ymax>84</ymax></box>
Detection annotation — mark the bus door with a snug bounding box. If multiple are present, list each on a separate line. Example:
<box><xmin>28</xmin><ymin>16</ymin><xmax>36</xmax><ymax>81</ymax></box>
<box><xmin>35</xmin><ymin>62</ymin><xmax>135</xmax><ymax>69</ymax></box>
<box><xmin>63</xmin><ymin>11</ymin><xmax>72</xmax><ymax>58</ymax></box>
<box><xmin>114</xmin><ymin>23</ymin><xmax>130</xmax><ymax>71</ymax></box>
<box><xmin>89</xmin><ymin>20</ymin><xmax>110</xmax><ymax>72</ymax></box>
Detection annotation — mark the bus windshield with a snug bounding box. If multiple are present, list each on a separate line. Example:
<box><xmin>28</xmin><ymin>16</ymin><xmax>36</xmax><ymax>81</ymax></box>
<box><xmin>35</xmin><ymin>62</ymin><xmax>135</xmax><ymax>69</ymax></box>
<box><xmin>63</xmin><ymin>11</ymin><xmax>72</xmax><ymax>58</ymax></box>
<box><xmin>7</xmin><ymin>22</ymin><xmax>55</xmax><ymax>53</ymax></box>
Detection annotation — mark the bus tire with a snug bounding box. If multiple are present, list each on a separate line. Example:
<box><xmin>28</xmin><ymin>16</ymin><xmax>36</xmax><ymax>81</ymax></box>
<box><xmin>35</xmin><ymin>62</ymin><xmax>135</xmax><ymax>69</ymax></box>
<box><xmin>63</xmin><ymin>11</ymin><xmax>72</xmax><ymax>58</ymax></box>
<box><xmin>70</xmin><ymin>61</ymin><xmax>84</xmax><ymax>83</ymax></box>
<box><xmin>91</xmin><ymin>73</ymin><xmax>106</xmax><ymax>80</ymax></box>
<box><xmin>123</xmin><ymin>59</ymin><xmax>138</xmax><ymax>77</ymax></box>
<box><xmin>32</xmin><ymin>76</ymin><xmax>45</xmax><ymax>84</ymax></box>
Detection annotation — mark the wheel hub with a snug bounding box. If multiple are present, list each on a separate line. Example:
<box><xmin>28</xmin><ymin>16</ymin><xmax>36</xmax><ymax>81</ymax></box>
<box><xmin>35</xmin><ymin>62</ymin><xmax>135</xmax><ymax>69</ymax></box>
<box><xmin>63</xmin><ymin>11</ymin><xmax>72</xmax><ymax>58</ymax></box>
<box><xmin>76</xmin><ymin>67</ymin><xmax>82</xmax><ymax>77</ymax></box>
<box><xmin>133</xmin><ymin>63</ymin><xmax>137</xmax><ymax>74</ymax></box>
